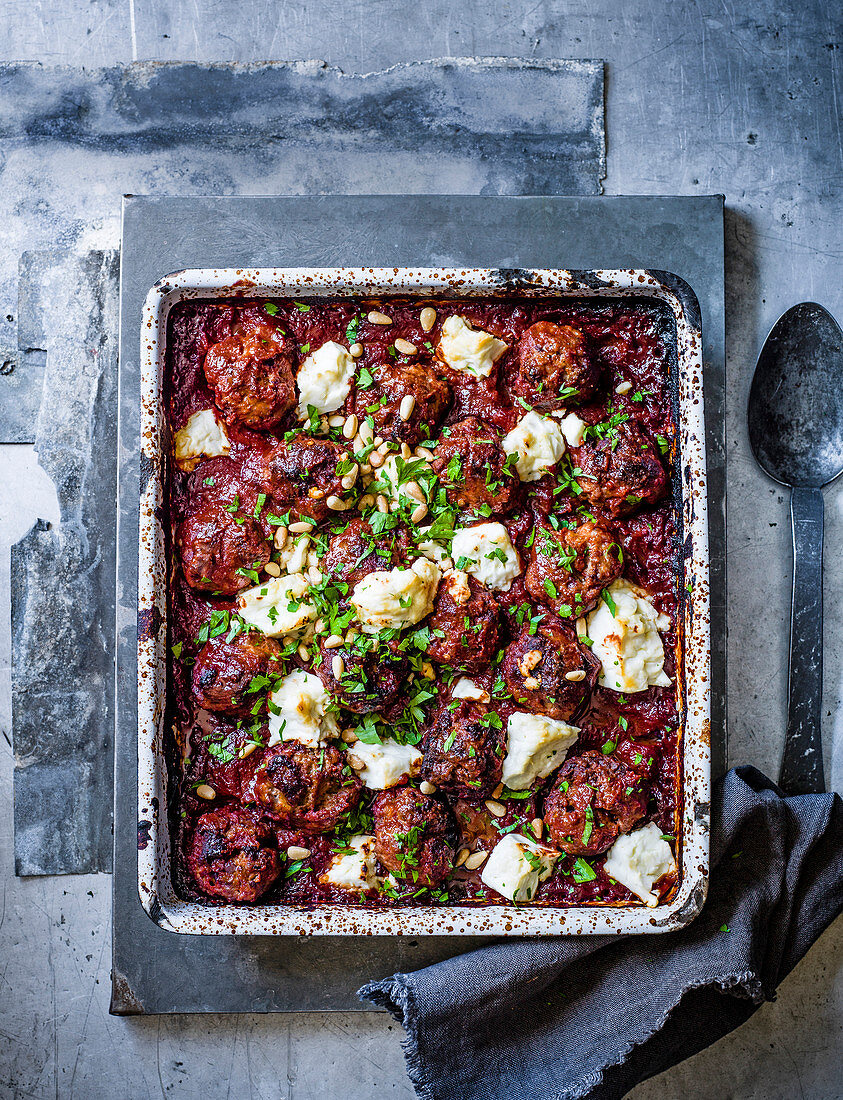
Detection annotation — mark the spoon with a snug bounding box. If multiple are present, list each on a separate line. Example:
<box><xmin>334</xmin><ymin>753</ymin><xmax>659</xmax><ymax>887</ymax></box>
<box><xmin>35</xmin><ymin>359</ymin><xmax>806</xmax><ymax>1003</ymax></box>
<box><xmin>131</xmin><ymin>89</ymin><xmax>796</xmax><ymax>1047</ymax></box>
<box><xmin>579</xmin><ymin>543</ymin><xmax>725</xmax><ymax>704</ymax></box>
<box><xmin>748</xmin><ymin>302</ymin><xmax>843</xmax><ymax>794</ymax></box>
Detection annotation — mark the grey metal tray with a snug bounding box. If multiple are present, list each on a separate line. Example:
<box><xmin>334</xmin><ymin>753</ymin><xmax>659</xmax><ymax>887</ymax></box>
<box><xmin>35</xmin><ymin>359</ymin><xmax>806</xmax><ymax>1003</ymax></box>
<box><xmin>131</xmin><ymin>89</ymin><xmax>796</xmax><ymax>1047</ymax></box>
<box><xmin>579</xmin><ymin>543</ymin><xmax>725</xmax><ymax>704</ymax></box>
<box><xmin>113</xmin><ymin>193</ymin><xmax>725</xmax><ymax>1012</ymax></box>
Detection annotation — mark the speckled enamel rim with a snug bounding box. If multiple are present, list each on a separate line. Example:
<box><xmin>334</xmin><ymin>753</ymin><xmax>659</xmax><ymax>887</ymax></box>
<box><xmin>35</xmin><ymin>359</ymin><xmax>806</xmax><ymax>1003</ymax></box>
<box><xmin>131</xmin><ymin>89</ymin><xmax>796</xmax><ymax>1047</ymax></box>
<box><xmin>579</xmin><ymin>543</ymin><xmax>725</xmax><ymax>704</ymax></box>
<box><xmin>138</xmin><ymin>268</ymin><xmax>710</xmax><ymax>936</ymax></box>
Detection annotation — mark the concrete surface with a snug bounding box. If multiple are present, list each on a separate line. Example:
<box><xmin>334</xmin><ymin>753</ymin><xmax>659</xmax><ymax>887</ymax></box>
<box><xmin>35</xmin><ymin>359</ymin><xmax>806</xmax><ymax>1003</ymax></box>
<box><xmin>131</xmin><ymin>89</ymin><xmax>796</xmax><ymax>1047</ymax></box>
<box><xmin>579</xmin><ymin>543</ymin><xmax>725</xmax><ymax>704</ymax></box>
<box><xmin>1</xmin><ymin>1</ymin><xmax>842</xmax><ymax>1097</ymax></box>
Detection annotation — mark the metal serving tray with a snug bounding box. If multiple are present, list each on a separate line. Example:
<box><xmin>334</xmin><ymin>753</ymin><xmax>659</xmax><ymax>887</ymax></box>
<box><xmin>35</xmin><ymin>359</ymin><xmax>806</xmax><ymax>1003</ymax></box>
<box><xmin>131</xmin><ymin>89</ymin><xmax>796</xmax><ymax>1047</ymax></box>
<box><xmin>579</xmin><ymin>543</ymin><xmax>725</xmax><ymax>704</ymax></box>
<box><xmin>138</xmin><ymin>266</ymin><xmax>710</xmax><ymax>937</ymax></box>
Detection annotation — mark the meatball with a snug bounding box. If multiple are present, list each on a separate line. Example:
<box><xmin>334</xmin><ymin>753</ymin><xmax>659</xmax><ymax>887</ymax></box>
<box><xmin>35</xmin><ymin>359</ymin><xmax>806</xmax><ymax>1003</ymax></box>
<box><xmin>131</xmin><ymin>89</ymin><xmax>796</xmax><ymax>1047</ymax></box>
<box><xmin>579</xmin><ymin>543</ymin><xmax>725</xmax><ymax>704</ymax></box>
<box><xmin>191</xmin><ymin>632</ymin><xmax>282</xmax><ymax>715</ymax></box>
<box><xmin>425</xmin><ymin>572</ymin><xmax>502</xmax><ymax>674</ymax></box>
<box><xmin>573</xmin><ymin>420</ymin><xmax>667</xmax><ymax>517</ymax></box>
<box><xmin>178</xmin><ymin>497</ymin><xmax>270</xmax><ymax>595</ymax></box>
<box><xmin>322</xmin><ymin>517</ymin><xmax>411</xmax><ymax>591</ymax></box>
<box><xmin>512</xmin><ymin>321</ymin><xmax>600</xmax><ymax>407</ymax></box>
<box><xmin>373</xmin><ymin>786</ymin><xmax>455</xmax><ymax>887</ymax></box>
<box><xmin>203</xmin><ymin>326</ymin><xmax>296</xmax><ymax>429</ymax></box>
<box><xmin>422</xmin><ymin>699</ymin><xmax>504</xmax><ymax>799</ymax></box>
<box><xmin>243</xmin><ymin>742</ymin><xmax>362</xmax><ymax>832</ymax></box>
<box><xmin>187</xmin><ymin>806</ymin><xmax>280</xmax><ymax>902</ymax></box>
<box><xmin>353</xmin><ymin>361</ymin><xmax>450</xmax><ymax>446</ymax></box>
<box><xmin>315</xmin><ymin>637</ymin><xmax>407</xmax><ymax>715</ymax></box>
<box><xmin>502</xmin><ymin>621</ymin><xmax>600</xmax><ymax>721</ymax></box>
<box><xmin>543</xmin><ymin>750</ymin><xmax>650</xmax><ymax>856</ymax></box>
<box><xmin>242</xmin><ymin>437</ymin><xmax>350</xmax><ymax>523</ymax></box>
<box><xmin>430</xmin><ymin>417</ymin><xmax>519</xmax><ymax>516</ymax></box>
<box><xmin>525</xmin><ymin>519</ymin><xmax>622</xmax><ymax>615</ymax></box>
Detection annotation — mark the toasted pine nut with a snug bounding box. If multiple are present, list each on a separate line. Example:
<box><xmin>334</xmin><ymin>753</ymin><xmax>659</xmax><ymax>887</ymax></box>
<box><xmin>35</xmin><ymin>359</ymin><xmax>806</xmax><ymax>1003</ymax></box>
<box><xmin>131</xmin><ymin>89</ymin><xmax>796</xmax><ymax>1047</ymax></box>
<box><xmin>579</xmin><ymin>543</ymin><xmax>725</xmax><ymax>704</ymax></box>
<box><xmin>367</xmin><ymin>310</ymin><xmax>392</xmax><ymax>325</ymax></box>
<box><xmin>239</xmin><ymin>742</ymin><xmax>258</xmax><ymax>759</ymax></box>
<box><xmin>404</xmin><ymin>481</ymin><xmax>425</xmax><ymax>503</ymax></box>
<box><xmin>341</xmin><ymin>467</ymin><xmax>359</xmax><ymax>489</ymax></box>
<box><xmin>308</xmin><ymin>565</ymin><xmax>322</xmax><ymax>584</ymax></box>
<box><xmin>195</xmin><ymin>784</ymin><xmax>216</xmax><ymax>801</ymax></box>
<box><xmin>376</xmin><ymin>494</ymin><xmax>389</xmax><ymax>513</ymax></box>
<box><xmin>492</xmin><ymin>783</ymin><xmax>504</xmax><ymax>798</ymax></box>
<box><xmin>615</xmin><ymin>380</ymin><xmax>633</xmax><ymax>394</ymax></box>
<box><xmin>485</xmin><ymin>799</ymin><xmax>506</xmax><ymax>818</ymax></box>
<box><xmin>531</xmin><ymin>817</ymin><xmax>544</xmax><ymax>838</ymax></box>
<box><xmin>326</xmin><ymin>495</ymin><xmax>347</xmax><ymax>510</ymax></box>
<box><xmin>324</xmin><ymin>634</ymin><xmax>344</xmax><ymax>649</ymax></box>
<box><xmin>400</xmin><ymin>443</ymin><xmax>412</xmax><ymax>459</ymax></box>
<box><xmin>368</xmin><ymin>450</ymin><xmax>385</xmax><ymax>468</ymax></box>
<box><xmin>341</xmin><ymin>728</ymin><xmax>358</xmax><ymax>744</ymax></box>
<box><xmin>465</xmin><ymin>850</ymin><xmax>488</xmax><ymax>870</ymax></box>
<box><xmin>411</xmin><ymin>503</ymin><xmax>429</xmax><ymax>523</ymax></box>
<box><xmin>343</xmin><ymin>414</ymin><xmax>358</xmax><ymax>439</ymax></box>
<box><xmin>420</xmin><ymin>306</ymin><xmax>437</xmax><ymax>332</ymax></box>
<box><xmin>344</xmin><ymin>629</ymin><xmax>357</xmax><ymax>644</ymax></box>
<box><xmin>395</xmin><ymin>337</ymin><xmax>417</xmax><ymax>356</ymax></box>
<box><xmin>399</xmin><ymin>394</ymin><xmax>416</xmax><ymax>420</ymax></box>
<box><xmin>377</xmin><ymin>440</ymin><xmax>391</xmax><ymax>455</ymax></box>
<box><xmin>359</xmin><ymin>493</ymin><xmax>375</xmax><ymax>508</ymax></box>
<box><xmin>415</xmin><ymin>446</ymin><xmax>435</xmax><ymax>461</ymax></box>
<box><xmin>273</xmin><ymin>525</ymin><xmax>288</xmax><ymax>549</ymax></box>
<box><xmin>289</xmin><ymin>520</ymin><xmax>313</xmax><ymax>534</ymax></box>
<box><xmin>565</xmin><ymin>669</ymin><xmax>587</xmax><ymax>682</ymax></box>
<box><xmin>332</xmin><ymin>655</ymin><xmax>345</xmax><ymax>679</ymax></box>
<box><xmin>358</xmin><ymin>420</ymin><xmax>374</xmax><ymax>444</ymax></box>
<box><xmin>264</xmin><ymin>561</ymin><xmax>281</xmax><ymax>577</ymax></box>
<box><xmin>349</xmin><ymin>342</ymin><xmax>364</xmax><ymax>358</ymax></box>
<box><xmin>287</xmin><ymin>845</ymin><xmax>311</xmax><ymax>860</ymax></box>
<box><xmin>297</xmin><ymin>643</ymin><xmax>309</xmax><ymax>660</ymax></box>
<box><xmin>419</xmin><ymin>780</ymin><xmax>436</xmax><ymax>795</ymax></box>
<box><xmin>328</xmin><ymin>413</ymin><xmax>345</xmax><ymax>428</ymax></box>
<box><xmin>455</xmin><ymin>847</ymin><xmax>470</xmax><ymax>868</ymax></box>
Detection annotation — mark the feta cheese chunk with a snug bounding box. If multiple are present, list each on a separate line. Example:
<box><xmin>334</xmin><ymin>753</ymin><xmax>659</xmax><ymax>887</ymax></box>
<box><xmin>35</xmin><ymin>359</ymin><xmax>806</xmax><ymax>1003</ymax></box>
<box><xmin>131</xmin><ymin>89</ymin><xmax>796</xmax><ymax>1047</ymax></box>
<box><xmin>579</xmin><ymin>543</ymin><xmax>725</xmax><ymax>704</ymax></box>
<box><xmin>451</xmin><ymin>522</ymin><xmax>520</xmax><ymax>592</ymax></box>
<box><xmin>502</xmin><ymin>411</ymin><xmax>565</xmax><ymax>482</ymax></box>
<box><xmin>559</xmin><ymin>411</ymin><xmax>587</xmax><ymax>448</ymax></box>
<box><xmin>320</xmin><ymin>834</ymin><xmax>380</xmax><ymax>891</ymax></box>
<box><xmin>236</xmin><ymin>573</ymin><xmax>315</xmax><ymax>637</ymax></box>
<box><xmin>451</xmin><ymin>677</ymin><xmax>490</xmax><ymax>702</ymax></box>
<box><xmin>266</xmin><ymin>669</ymin><xmax>338</xmax><ymax>748</ymax></box>
<box><xmin>481</xmin><ymin>833</ymin><xmax>558</xmax><ymax>903</ymax></box>
<box><xmin>296</xmin><ymin>340</ymin><xmax>356</xmax><ymax>417</ymax></box>
<box><xmin>351</xmin><ymin>558</ymin><xmax>440</xmax><ymax>632</ymax></box>
<box><xmin>604</xmin><ymin>822</ymin><xmax>675</xmax><ymax>906</ymax></box>
<box><xmin>348</xmin><ymin>740</ymin><xmax>423</xmax><ymax>790</ymax></box>
<box><xmin>437</xmin><ymin>315</ymin><xmax>508</xmax><ymax>377</ymax></box>
<box><xmin>501</xmin><ymin>711</ymin><xmax>580</xmax><ymax>789</ymax></box>
<box><xmin>174</xmin><ymin>409</ymin><xmax>230</xmax><ymax>471</ymax></box>
<box><xmin>587</xmin><ymin>578</ymin><xmax>672</xmax><ymax>693</ymax></box>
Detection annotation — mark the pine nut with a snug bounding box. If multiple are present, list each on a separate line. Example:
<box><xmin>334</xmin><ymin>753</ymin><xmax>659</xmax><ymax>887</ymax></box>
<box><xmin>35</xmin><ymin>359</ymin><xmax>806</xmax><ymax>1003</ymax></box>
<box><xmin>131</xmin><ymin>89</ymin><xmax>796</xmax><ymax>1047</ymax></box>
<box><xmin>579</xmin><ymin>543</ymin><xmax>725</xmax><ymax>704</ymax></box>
<box><xmin>332</xmin><ymin>654</ymin><xmax>345</xmax><ymax>679</ymax></box>
<box><xmin>344</xmin><ymin>629</ymin><xmax>357</xmax><ymax>644</ymax></box>
<box><xmin>374</xmin><ymin>435</ymin><xmax>384</xmax><ymax>446</ymax></box>
<box><xmin>421</xmin><ymin>661</ymin><xmax>435</xmax><ymax>680</ymax></box>
<box><xmin>419</xmin><ymin>780</ymin><xmax>436</xmax><ymax>795</ymax></box>
<box><xmin>368</xmin><ymin>450</ymin><xmax>385</xmax><ymax>468</ymax></box>
<box><xmin>399</xmin><ymin>394</ymin><xmax>416</xmax><ymax>420</ymax></box>
<box><xmin>465</xmin><ymin>850</ymin><xmax>488</xmax><ymax>870</ymax></box>
<box><xmin>273</xmin><ymin>525</ymin><xmax>288</xmax><ymax>549</ymax></box>
<box><xmin>395</xmin><ymin>337</ymin><xmax>417</xmax><ymax>356</ymax></box>
<box><xmin>239</xmin><ymin>742</ymin><xmax>258</xmax><ymax>759</ymax></box>
<box><xmin>342</xmin><ymin>728</ymin><xmax>358</xmax><ymax>744</ymax></box>
<box><xmin>377</xmin><ymin>441</ymin><xmax>391</xmax><ymax>454</ymax></box>
<box><xmin>415</xmin><ymin>446</ymin><xmax>435</xmax><ymax>461</ymax></box>
<box><xmin>531</xmin><ymin>817</ymin><xmax>544</xmax><ymax>838</ymax></box>
<box><xmin>404</xmin><ymin>480</ymin><xmax>425</xmax><ymax>503</ymax></box>
<box><xmin>420</xmin><ymin>306</ymin><xmax>437</xmax><ymax>332</ymax></box>
<box><xmin>324</xmin><ymin>634</ymin><xmax>344</xmax><ymax>649</ymax></box>
<box><xmin>565</xmin><ymin>669</ymin><xmax>587</xmax><ymax>682</ymax></box>
<box><xmin>411</xmin><ymin>503</ymin><xmax>429</xmax><ymax>523</ymax></box>
<box><xmin>264</xmin><ymin>561</ymin><xmax>281</xmax><ymax>577</ymax></box>
<box><xmin>308</xmin><ymin>565</ymin><xmax>322</xmax><ymax>584</ymax></box>
<box><xmin>289</xmin><ymin>521</ymin><xmax>313</xmax><ymax>534</ymax></box>
<box><xmin>341</xmin><ymin>466</ymin><xmax>359</xmax><ymax>489</ymax></box>
<box><xmin>400</xmin><ymin>443</ymin><xmax>412</xmax><ymax>459</ymax></box>
<box><xmin>359</xmin><ymin>493</ymin><xmax>375</xmax><ymax>508</ymax></box>
<box><xmin>367</xmin><ymin>310</ymin><xmax>392</xmax><ymax>325</ymax></box>
<box><xmin>287</xmin><ymin>845</ymin><xmax>311</xmax><ymax>860</ymax></box>
<box><xmin>343</xmin><ymin>414</ymin><xmax>358</xmax><ymax>439</ymax></box>
<box><xmin>615</xmin><ymin>380</ymin><xmax>633</xmax><ymax>394</ymax></box>
<box><xmin>492</xmin><ymin>783</ymin><xmax>504</xmax><ymax>798</ymax></box>
<box><xmin>358</xmin><ymin>420</ymin><xmax>374</xmax><ymax>444</ymax></box>
<box><xmin>485</xmin><ymin>799</ymin><xmax>506</xmax><ymax>818</ymax></box>
<box><xmin>328</xmin><ymin>414</ymin><xmax>345</xmax><ymax>428</ymax></box>
<box><xmin>327</xmin><ymin>495</ymin><xmax>347</xmax><ymax>510</ymax></box>
<box><xmin>349</xmin><ymin>342</ymin><xmax>364</xmax><ymax>358</ymax></box>
<box><xmin>376</xmin><ymin>494</ymin><xmax>389</xmax><ymax>513</ymax></box>
<box><xmin>195</xmin><ymin>784</ymin><xmax>216</xmax><ymax>800</ymax></box>
<box><xmin>297</xmin><ymin>643</ymin><xmax>309</xmax><ymax>660</ymax></box>
<box><xmin>455</xmin><ymin>847</ymin><xmax>470</xmax><ymax>867</ymax></box>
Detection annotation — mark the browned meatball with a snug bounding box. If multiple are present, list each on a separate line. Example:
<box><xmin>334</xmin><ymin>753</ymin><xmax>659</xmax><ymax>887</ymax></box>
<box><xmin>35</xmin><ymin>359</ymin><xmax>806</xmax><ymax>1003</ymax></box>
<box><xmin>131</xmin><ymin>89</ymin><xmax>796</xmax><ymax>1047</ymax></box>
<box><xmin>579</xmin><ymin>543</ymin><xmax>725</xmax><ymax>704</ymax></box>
<box><xmin>502</xmin><ymin>622</ymin><xmax>600</xmax><ymax>721</ymax></box>
<box><xmin>422</xmin><ymin>699</ymin><xmax>504</xmax><ymax>799</ymax></box>
<box><xmin>543</xmin><ymin>750</ymin><xmax>650</xmax><ymax>856</ymax></box>
<box><xmin>315</xmin><ymin>638</ymin><xmax>407</xmax><ymax>715</ymax></box>
<box><xmin>243</xmin><ymin>742</ymin><xmax>362</xmax><ymax>833</ymax></box>
<box><xmin>430</xmin><ymin>417</ymin><xmax>520</xmax><ymax>516</ymax></box>
<box><xmin>191</xmin><ymin>632</ymin><xmax>282</xmax><ymax>715</ymax></box>
<box><xmin>425</xmin><ymin>572</ymin><xmax>502</xmax><ymax>674</ymax></box>
<box><xmin>353</xmin><ymin>361</ymin><xmax>450</xmax><ymax>446</ymax></box>
<box><xmin>242</xmin><ymin>437</ymin><xmax>350</xmax><ymax>523</ymax></box>
<box><xmin>525</xmin><ymin>519</ymin><xmax>622</xmax><ymax>615</ymax></box>
<box><xmin>178</xmin><ymin>498</ymin><xmax>270</xmax><ymax>595</ymax></box>
<box><xmin>204</xmin><ymin>326</ymin><xmax>296</xmax><ymax>429</ymax></box>
<box><xmin>512</xmin><ymin>322</ymin><xmax>599</xmax><ymax>407</ymax></box>
<box><xmin>373</xmin><ymin>786</ymin><xmax>455</xmax><ymax>887</ymax></box>
<box><xmin>187</xmin><ymin>806</ymin><xmax>281</xmax><ymax>902</ymax></box>
<box><xmin>322</xmin><ymin>517</ymin><xmax>411</xmax><ymax>591</ymax></box>
<box><xmin>573</xmin><ymin>421</ymin><xmax>667</xmax><ymax>517</ymax></box>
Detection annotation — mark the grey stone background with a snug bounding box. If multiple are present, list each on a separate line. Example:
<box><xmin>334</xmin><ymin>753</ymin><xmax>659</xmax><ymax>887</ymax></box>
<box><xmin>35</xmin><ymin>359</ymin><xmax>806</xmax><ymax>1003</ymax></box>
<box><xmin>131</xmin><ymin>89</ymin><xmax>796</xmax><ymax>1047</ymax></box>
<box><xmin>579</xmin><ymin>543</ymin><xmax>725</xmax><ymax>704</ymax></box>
<box><xmin>1</xmin><ymin>1</ymin><xmax>841</xmax><ymax>1098</ymax></box>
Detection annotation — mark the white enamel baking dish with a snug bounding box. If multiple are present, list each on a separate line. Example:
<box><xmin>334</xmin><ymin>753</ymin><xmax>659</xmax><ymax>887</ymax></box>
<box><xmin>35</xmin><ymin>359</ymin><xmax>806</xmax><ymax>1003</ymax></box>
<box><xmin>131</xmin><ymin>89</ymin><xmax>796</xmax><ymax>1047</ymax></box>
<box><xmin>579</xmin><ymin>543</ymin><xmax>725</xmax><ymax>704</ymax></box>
<box><xmin>137</xmin><ymin>267</ymin><xmax>710</xmax><ymax>936</ymax></box>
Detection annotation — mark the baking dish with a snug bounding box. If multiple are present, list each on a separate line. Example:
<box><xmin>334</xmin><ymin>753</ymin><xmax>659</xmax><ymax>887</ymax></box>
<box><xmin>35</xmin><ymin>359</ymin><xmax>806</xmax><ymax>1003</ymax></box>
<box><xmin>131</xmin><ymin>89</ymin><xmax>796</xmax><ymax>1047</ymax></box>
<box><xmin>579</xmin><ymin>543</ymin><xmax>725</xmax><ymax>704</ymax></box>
<box><xmin>138</xmin><ymin>267</ymin><xmax>710</xmax><ymax>935</ymax></box>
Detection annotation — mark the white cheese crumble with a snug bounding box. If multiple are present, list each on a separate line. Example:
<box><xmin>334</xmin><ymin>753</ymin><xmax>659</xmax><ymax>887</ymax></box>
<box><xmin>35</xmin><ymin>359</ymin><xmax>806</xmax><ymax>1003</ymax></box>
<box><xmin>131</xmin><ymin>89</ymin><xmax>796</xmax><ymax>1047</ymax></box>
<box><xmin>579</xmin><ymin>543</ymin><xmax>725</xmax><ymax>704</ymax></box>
<box><xmin>174</xmin><ymin>409</ymin><xmax>230</xmax><ymax>471</ymax></box>
<box><xmin>320</xmin><ymin>834</ymin><xmax>380</xmax><ymax>891</ymax></box>
<box><xmin>266</xmin><ymin>669</ymin><xmax>338</xmax><ymax>748</ymax></box>
<box><xmin>450</xmin><ymin>522</ymin><xmax>520</xmax><ymax>592</ymax></box>
<box><xmin>351</xmin><ymin>558</ymin><xmax>440</xmax><ymax>632</ymax></box>
<box><xmin>347</xmin><ymin>740</ymin><xmax>423</xmax><ymax>790</ymax></box>
<box><xmin>502</xmin><ymin>410</ymin><xmax>566</xmax><ymax>482</ymax></box>
<box><xmin>437</xmin><ymin>315</ymin><xmax>508</xmax><ymax>377</ymax></box>
<box><xmin>236</xmin><ymin>573</ymin><xmax>315</xmax><ymax>638</ymax></box>
<box><xmin>451</xmin><ymin>677</ymin><xmax>490</xmax><ymax>702</ymax></box>
<box><xmin>296</xmin><ymin>340</ymin><xmax>356</xmax><ymax>417</ymax></box>
<box><xmin>501</xmin><ymin>711</ymin><xmax>580</xmax><ymax>790</ymax></box>
<box><xmin>587</xmin><ymin>578</ymin><xmax>672</xmax><ymax>693</ymax></box>
<box><xmin>559</xmin><ymin>411</ymin><xmax>587</xmax><ymax>448</ymax></box>
<box><xmin>442</xmin><ymin>569</ymin><xmax>471</xmax><ymax>606</ymax></box>
<box><xmin>603</xmin><ymin>822</ymin><xmax>675</xmax><ymax>907</ymax></box>
<box><xmin>480</xmin><ymin>833</ymin><xmax>558</xmax><ymax>903</ymax></box>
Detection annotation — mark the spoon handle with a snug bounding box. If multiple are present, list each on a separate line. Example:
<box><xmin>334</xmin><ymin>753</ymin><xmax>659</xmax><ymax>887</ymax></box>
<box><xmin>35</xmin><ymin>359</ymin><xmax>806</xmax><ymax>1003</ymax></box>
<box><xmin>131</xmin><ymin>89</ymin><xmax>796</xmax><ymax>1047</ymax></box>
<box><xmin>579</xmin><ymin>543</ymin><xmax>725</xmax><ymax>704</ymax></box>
<box><xmin>781</xmin><ymin>485</ymin><xmax>826</xmax><ymax>794</ymax></box>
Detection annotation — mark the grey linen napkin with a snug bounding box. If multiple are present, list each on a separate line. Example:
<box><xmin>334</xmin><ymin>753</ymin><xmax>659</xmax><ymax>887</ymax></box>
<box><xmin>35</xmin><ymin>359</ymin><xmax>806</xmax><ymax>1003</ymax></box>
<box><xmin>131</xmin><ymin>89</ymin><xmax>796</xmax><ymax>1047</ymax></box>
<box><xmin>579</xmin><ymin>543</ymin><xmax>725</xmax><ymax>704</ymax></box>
<box><xmin>359</xmin><ymin>767</ymin><xmax>843</xmax><ymax>1100</ymax></box>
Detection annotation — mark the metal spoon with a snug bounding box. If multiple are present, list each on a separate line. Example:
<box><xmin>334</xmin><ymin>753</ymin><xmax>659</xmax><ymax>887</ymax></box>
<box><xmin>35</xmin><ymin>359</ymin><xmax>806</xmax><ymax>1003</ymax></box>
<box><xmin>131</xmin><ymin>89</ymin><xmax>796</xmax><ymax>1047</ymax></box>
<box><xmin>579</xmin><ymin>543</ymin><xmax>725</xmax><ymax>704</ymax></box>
<box><xmin>748</xmin><ymin>302</ymin><xmax>843</xmax><ymax>794</ymax></box>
